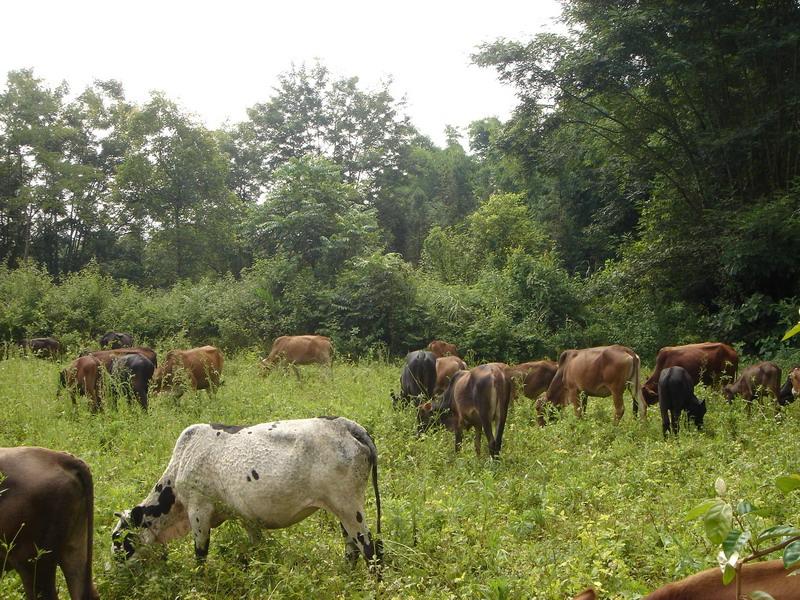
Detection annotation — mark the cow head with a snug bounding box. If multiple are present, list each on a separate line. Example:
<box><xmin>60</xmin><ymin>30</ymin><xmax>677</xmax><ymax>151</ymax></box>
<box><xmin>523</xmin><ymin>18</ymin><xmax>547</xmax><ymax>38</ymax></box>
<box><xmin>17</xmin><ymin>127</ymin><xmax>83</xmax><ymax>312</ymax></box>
<box><xmin>688</xmin><ymin>396</ymin><xmax>707</xmax><ymax>429</ymax></box>
<box><xmin>416</xmin><ymin>400</ymin><xmax>453</xmax><ymax>435</ymax></box>
<box><xmin>791</xmin><ymin>368</ymin><xmax>800</xmax><ymax>398</ymax></box>
<box><xmin>112</xmin><ymin>482</ymin><xmax>188</xmax><ymax>560</ymax></box>
<box><xmin>722</xmin><ymin>383</ymin><xmax>735</xmax><ymax>402</ymax></box>
<box><xmin>641</xmin><ymin>382</ymin><xmax>659</xmax><ymax>405</ymax></box>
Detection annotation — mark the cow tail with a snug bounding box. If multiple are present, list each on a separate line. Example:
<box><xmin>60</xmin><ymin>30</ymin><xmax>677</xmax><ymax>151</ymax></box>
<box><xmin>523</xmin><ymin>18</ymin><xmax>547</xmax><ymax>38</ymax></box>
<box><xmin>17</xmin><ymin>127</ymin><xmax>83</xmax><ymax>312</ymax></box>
<box><xmin>632</xmin><ymin>353</ymin><xmax>645</xmax><ymax>419</ymax></box>
<box><xmin>72</xmin><ymin>457</ymin><xmax>95</xmax><ymax>597</ymax></box>
<box><xmin>344</xmin><ymin>421</ymin><xmax>381</xmax><ymax>536</ymax></box>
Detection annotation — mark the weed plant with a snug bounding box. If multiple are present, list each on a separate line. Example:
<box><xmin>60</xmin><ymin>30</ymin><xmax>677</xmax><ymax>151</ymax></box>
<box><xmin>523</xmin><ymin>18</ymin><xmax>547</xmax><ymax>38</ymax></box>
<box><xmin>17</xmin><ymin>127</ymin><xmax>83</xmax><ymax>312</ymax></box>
<box><xmin>0</xmin><ymin>353</ymin><xmax>799</xmax><ymax>599</ymax></box>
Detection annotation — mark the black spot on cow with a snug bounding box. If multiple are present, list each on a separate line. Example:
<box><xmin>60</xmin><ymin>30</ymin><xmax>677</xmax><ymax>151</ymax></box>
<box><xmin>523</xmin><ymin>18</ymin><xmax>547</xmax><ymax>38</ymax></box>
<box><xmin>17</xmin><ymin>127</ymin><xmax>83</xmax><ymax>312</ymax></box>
<box><xmin>317</xmin><ymin>415</ymin><xmax>340</xmax><ymax>420</ymax></box>
<box><xmin>210</xmin><ymin>423</ymin><xmax>246</xmax><ymax>434</ymax></box>
<box><xmin>251</xmin><ymin>469</ymin><xmax>259</xmax><ymax>480</ymax></box>
<box><xmin>246</xmin><ymin>475</ymin><xmax>251</xmax><ymax>482</ymax></box>
<box><xmin>196</xmin><ymin>517</ymin><xmax>200</xmax><ymax>523</ymax></box>
<box><xmin>216</xmin><ymin>431</ymin><xmax>220</xmax><ymax>437</ymax></box>
<box><xmin>138</xmin><ymin>486</ymin><xmax>176</xmax><ymax>521</ymax></box>
<box><xmin>155</xmin><ymin>483</ymin><xmax>163</xmax><ymax>493</ymax></box>
<box><xmin>122</xmin><ymin>536</ymin><xmax>135</xmax><ymax>559</ymax></box>
<box><xmin>131</xmin><ymin>505</ymin><xmax>144</xmax><ymax>527</ymax></box>
<box><xmin>356</xmin><ymin>511</ymin><xmax>363</xmax><ymax>523</ymax></box>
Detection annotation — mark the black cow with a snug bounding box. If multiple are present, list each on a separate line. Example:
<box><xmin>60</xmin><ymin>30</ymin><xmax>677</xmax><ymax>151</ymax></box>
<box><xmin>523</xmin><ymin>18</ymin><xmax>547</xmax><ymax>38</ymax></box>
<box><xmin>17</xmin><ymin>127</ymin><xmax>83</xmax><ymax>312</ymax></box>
<box><xmin>19</xmin><ymin>337</ymin><xmax>61</xmax><ymax>359</ymax></box>
<box><xmin>109</xmin><ymin>354</ymin><xmax>155</xmax><ymax>410</ymax></box>
<box><xmin>658</xmin><ymin>366</ymin><xmax>706</xmax><ymax>436</ymax></box>
<box><xmin>100</xmin><ymin>331</ymin><xmax>134</xmax><ymax>349</ymax></box>
<box><xmin>391</xmin><ymin>350</ymin><xmax>437</xmax><ymax>408</ymax></box>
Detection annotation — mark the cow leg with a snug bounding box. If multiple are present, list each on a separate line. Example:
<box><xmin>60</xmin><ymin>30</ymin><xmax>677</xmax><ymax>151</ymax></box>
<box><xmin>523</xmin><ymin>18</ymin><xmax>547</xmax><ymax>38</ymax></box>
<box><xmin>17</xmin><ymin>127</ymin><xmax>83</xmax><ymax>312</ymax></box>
<box><xmin>671</xmin><ymin>408</ymin><xmax>680</xmax><ymax>435</ymax></box>
<box><xmin>334</xmin><ymin>506</ymin><xmax>380</xmax><ymax>568</ymax></box>
<box><xmin>454</xmin><ymin>429</ymin><xmax>463</xmax><ymax>453</ymax></box>
<box><xmin>611</xmin><ymin>391</ymin><xmax>624</xmax><ymax>424</ymax></box>
<box><xmin>188</xmin><ymin>503</ymin><xmax>214</xmax><ymax>562</ymax></box>
<box><xmin>244</xmin><ymin>523</ymin><xmax>263</xmax><ymax>545</ymax></box>
<box><xmin>291</xmin><ymin>363</ymin><xmax>301</xmax><ymax>380</ymax></box>
<box><xmin>660</xmin><ymin>403</ymin><xmax>671</xmax><ymax>438</ymax></box>
<box><xmin>340</xmin><ymin>523</ymin><xmax>360</xmax><ymax>566</ymax></box>
<box><xmin>61</xmin><ymin>528</ymin><xmax>94</xmax><ymax>600</ymax></box>
<box><xmin>474</xmin><ymin>427</ymin><xmax>482</xmax><ymax>456</ymax></box>
<box><xmin>20</xmin><ymin>556</ymin><xmax>58</xmax><ymax>600</ymax></box>
<box><xmin>569</xmin><ymin>389</ymin><xmax>582</xmax><ymax>418</ymax></box>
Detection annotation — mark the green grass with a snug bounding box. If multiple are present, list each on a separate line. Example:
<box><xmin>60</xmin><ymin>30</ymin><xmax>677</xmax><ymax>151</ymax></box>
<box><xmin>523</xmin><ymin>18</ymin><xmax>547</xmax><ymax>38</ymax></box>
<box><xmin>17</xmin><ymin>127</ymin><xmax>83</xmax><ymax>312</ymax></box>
<box><xmin>1</xmin><ymin>352</ymin><xmax>799</xmax><ymax>599</ymax></box>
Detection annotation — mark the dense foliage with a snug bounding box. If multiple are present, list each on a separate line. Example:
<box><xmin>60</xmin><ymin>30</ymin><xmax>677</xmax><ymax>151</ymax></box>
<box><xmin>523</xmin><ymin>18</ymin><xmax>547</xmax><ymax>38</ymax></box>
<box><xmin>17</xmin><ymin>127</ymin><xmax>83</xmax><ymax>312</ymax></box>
<box><xmin>2</xmin><ymin>1</ymin><xmax>800</xmax><ymax>361</ymax></box>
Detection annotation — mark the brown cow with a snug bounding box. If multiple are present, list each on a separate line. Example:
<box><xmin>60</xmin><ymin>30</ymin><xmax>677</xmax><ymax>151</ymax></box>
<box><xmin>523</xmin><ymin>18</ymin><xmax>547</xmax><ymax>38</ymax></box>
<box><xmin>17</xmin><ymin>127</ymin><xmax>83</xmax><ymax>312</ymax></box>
<box><xmin>723</xmin><ymin>361</ymin><xmax>782</xmax><ymax>408</ymax></box>
<box><xmin>506</xmin><ymin>360</ymin><xmax>558</xmax><ymax>400</ymax></box>
<box><xmin>261</xmin><ymin>335</ymin><xmax>333</xmax><ymax>377</ymax></box>
<box><xmin>641</xmin><ymin>342</ymin><xmax>738</xmax><ymax>406</ymax></box>
<box><xmin>539</xmin><ymin>345</ymin><xmax>645</xmax><ymax>424</ymax></box>
<box><xmin>154</xmin><ymin>345</ymin><xmax>224</xmax><ymax>396</ymax></box>
<box><xmin>58</xmin><ymin>355</ymin><xmax>102</xmax><ymax>411</ymax></box>
<box><xmin>434</xmin><ymin>356</ymin><xmax>468</xmax><ymax>395</ymax></box>
<box><xmin>573</xmin><ymin>559</ymin><xmax>800</xmax><ymax>599</ymax></box>
<box><xmin>427</xmin><ymin>340</ymin><xmax>458</xmax><ymax>358</ymax></box>
<box><xmin>418</xmin><ymin>362</ymin><xmax>511</xmax><ymax>458</ymax></box>
<box><xmin>86</xmin><ymin>346</ymin><xmax>158</xmax><ymax>370</ymax></box>
<box><xmin>790</xmin><ymin>367</ymin><xmax>800</xmax><ymax>399</ymax></box>
<box><xmin>0</xmin><ymin>446</ymin><xmax>98</xmax><ymax>600</ymax></box>
<box><xmin>19</xmin><ymin>337</ymin><xmax>61</xmax><ymax>359</ymax></box>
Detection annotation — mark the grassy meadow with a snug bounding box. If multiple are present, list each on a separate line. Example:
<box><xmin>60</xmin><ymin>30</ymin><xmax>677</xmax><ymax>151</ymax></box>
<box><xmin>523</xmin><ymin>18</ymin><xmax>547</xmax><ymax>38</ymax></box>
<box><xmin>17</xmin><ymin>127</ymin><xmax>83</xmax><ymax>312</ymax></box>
<box><xmin>1</xmin><ymin>351</ymin><xmax>799</xmax><ymax>599</ymax></box>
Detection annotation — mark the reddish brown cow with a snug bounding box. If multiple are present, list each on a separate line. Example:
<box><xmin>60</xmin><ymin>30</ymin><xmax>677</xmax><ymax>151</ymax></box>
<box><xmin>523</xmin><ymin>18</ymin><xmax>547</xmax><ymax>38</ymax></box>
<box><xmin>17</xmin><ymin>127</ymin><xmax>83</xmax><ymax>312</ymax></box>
<box><xmin>790</xmin><ymin>367</ymin><xmax>800</xmax><ymax>399</ymax></box>
<box><xmin>434</xmin><ymin>356</ymin><xmax>468</xmax><ymax>395</ymax></box>
<box><xmin>154</xmin><ymin>345</ymin><xmax>224</xmax><ymax>396</ymax></box>
<box><xmin>427</xmin><ymin>340</ymin><xmax>458</xmax><ymax>358</ymax></box>
<box><xmin>539</xmin><ymin>345</ymin><xmax>645</xmax><ymax>424</ymax></box>
<box><xmin>0</xmin><ymin>446</ymin><xmax>99</xmax><ymax>600</ymax></box>
<box><xmin>641</xmin><ymin>342</ymin><xmax>738</xmax><ymax>406</ymax></box>
<box><xmin>723</xmin><ymin>361</ymin><xmax>782</xmax><ymax>408</ymax></box>
<box><xmin>58</xmin><ymin>355</ymin><xmax>103</xmax><ymax>411</ymax></box>
<box><xmin>506</xmin><ymin>360</ymin><xmax>558</xmax><ymax>400</ymax></box>
<box><xmin>261</xmin><ymin>335</ymin><xmax>333</xmax><ymax>377</ymax></box>
<box><xmin>573</xmin><ymin>559</ymin><xmax>800</xmax><ymax>599</ymax></box>
<box><xmin>418</xmin><ymin>362</ymin><xmax>512</xmax><ymax>458</ymax></box>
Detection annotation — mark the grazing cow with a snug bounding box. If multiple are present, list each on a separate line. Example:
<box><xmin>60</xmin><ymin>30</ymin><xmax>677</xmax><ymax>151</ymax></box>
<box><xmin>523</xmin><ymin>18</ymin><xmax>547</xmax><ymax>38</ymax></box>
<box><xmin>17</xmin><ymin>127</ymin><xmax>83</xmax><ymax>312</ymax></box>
<box><xmin>418</xmin><ymin>362</ymin><xmax>511</xmax><ymax>458</ymax></box>
<box><xmin>19</xmin><ymin>337</ymin><xmax>61</xmax><ymax>359</ymax></box>
<box><xmin>434</xmin><ymin>355</ymin><xmax>468</xmax><ymax>395</ymax></box>
<box><xmin>778</xmin><ymin>365</ymin><xmax>800</xmax><ymax>406</ymax></box>
<box><xmin>506</xmin><ymin>360</ymin><xmax>558</xmax><ymax>400</ymax></box>
<box><xmin>723</xmin><ymin>361</ymin><xmax>782</xmax><ymax>409</ymax></box>
<box><xmin>86</xmin><ymin>346</ymin><xmax>158</xmax><ymax>370</ymax></box>
<box><xmin>109</xmin><ymin>353</ymin><xmax>155</xmax><ymax>410</ymax></box>
<box><xmin>261</xmin><ymin>335</ymin><xmax>333</xmax><ymax>378</ymax></box>
<box><xmin>539</xmin><ymin>345</ymin><xmax>645</xmax><ymax>424</ymax></box>
<box><xmin>58</xmin><ymin>355</ymin><xmax>103</xmax><ymax>411</ymax></box>
<box><xmin>427</xmin><ymin>340</ymin><xmax>458</xmax><ymax>358</ymax></box>
<box><xmin>658</xmin><ymin>366</ymin><xmax>706</xmax><ymax>436</ymax></box>
<box><xmin>112</xmin><ymin>417</ymin><xmax>382</xmax><ymax>569</ymax></box>
<box><xmin>573</xmin><ymin>559</ymin><xmax>800</xmax><ymax>599</ymax></box>
<box><xmin>641</xmin><ymin>342</ymin><xmax>738</xmax><ymax>407</ymax></box>
<box><xmin>153</xmin><ymin>345</ymin><xmax>224</xmax><ymax>396</ymax></box>
<box><xmin>391</xmin><ymin>350</ymin><xmax>438</xmax><ymax>408</ymax></box>
<box><xmin>0</xmin><ymin>446</ymin><xmax>98</xmax><ymax>600</ymax></box>
<box><xmin>99</xmin><ymin>331</ymin><xmax>134</xmax><ymax>349</ymax></box>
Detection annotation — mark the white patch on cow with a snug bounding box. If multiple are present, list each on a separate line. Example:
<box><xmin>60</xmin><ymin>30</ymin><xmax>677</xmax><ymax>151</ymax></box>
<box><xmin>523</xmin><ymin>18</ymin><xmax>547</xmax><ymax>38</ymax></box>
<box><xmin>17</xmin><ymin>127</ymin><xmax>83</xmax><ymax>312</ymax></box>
<box><xmin>112</xmin><ymin>417</ymin><xmax>380</xmax><ymax>567</ymax></box>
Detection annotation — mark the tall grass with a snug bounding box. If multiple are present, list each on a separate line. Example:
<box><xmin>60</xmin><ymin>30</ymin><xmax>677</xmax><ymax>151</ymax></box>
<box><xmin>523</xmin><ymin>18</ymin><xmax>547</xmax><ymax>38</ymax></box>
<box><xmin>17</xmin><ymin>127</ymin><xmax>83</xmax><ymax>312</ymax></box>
<box><xmin>1</xmin><ymin>354</ymin><xmax>799</xmax><ymax>599</ymax></box>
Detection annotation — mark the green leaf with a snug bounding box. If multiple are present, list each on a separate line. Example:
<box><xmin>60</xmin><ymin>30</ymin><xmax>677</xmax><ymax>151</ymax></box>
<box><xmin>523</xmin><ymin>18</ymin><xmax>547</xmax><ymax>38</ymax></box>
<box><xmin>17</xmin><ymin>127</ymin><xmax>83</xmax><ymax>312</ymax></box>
<box><xmin>784</xmin><ymin>540</ymin><xmax>800</xmax><ymax>569</ymax></box>
<box><xmin>704</xmin><ymin>502</ymin><xmax>733</xmax><ymax>545</ymax></box>
<box><xmin>722</xmin><ymin>562</ymin><xmax>737</xmax><ymax>585</ymax></box>
<box><xmin>736</xmin><ymin>500</ymin><xmax>756</xmax><ymax>515</ymax></box>
<box><xmin>686</xmin><ymin>499</ymin><xmax>719</xmax><ymax>521</ymax></box>
<box><xmin>781</xmin><ymin>322</ymin><xmax>800</xmax><ymax>341</ymax></box>
<box><xmin>757</xmin><ymin>525</ymin><xmax>800</xmax><ymax>542</ymax></box>
<box><xmin>748</xmin><ymin>591</ymin><xmax>777</xmax><ymax>600</ymax></box>
<box><xmin>723</xmin><ymin>530</ymin><xmax>751</xmax><ymax>558</ymax></box>
<box><xmin>775</xmin><ymin>474</ymin><xmax>800</xmax><ymax>493</ymax></box>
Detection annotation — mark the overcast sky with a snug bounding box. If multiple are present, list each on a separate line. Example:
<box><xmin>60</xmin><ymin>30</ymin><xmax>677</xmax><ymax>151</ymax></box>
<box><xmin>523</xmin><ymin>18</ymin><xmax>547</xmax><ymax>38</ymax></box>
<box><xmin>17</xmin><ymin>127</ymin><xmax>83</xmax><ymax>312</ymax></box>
<box><xmin>1</xmin><ymin>0</ymin><xmax>562</xmax><ymax>146</ymax></box>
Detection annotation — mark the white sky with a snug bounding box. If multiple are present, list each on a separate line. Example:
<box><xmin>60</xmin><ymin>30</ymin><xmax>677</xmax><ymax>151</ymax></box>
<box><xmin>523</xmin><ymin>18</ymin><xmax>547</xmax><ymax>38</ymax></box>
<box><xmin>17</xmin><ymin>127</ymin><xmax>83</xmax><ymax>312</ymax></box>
<box><xmin>1</xmin><ymin>0</ymin><xmax>562</xmax><ymax>146</ymax></box>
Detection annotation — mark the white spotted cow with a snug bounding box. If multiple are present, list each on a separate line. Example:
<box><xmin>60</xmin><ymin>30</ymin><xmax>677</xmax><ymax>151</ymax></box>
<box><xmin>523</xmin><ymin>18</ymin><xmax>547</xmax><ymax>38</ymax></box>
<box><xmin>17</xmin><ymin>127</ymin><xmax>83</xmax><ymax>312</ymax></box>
<box><xmin>112</xmin><ymin>417</ymin><xmax>382</xmax><ymax>569</ymax></box>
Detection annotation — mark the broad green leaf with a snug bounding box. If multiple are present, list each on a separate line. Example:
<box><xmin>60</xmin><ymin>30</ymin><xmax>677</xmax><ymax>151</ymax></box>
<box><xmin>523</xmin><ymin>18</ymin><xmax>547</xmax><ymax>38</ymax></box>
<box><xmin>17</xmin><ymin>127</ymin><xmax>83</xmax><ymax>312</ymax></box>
<box><xmin>776</xmin><ymin>475</ymin><xmax>800</xmax><ymax>493</ymax></box>
<box><xmin>736</xmin><ymin>500</ymin><xmax>756</xmax><ymax>515</ymax></box>
<box><xmin>784</xmin><ymin>540</ymin><xmax>800</xmax><ymax>569</ymax></box>
<box><xmin>686</xmin><ymin>499</ymin><xmax>719</xmax><ymax>521</ymax></box>
<box><xmin>748</xmin><ymin>591</ymin><xmax>777</xmax><ymax>600</ymax></box>
<box><xmin>723</xmin><ymin>530</ymin><xmax>751</xmax><ymax>558</ymax></box>
<box><xmin>704</xmin><ymin>502</ymin><xmax>733</xmax><ymax>545</ymax></box>
<box><xmin>781</xmin><ymin>322</ymin><xmax>800</xmax><ymax>341</ymax></box>
<box><xmin>722</xmin><ymin>562</ymin><xmax>737</xmax><ymax>585</ymax></box>
<box><xmin>757</xmin><ymin>525</ymin><xmax>800</xmax><ymax>542</ymax></box>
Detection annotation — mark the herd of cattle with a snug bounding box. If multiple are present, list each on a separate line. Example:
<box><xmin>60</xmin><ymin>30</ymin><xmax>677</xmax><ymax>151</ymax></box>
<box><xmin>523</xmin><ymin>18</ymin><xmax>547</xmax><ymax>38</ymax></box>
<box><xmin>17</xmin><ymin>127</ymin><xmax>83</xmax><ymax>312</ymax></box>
<box><xmin>2</xmin><ymin>334</ymin><xmax>800</xmax><ymax>599</ymax></box>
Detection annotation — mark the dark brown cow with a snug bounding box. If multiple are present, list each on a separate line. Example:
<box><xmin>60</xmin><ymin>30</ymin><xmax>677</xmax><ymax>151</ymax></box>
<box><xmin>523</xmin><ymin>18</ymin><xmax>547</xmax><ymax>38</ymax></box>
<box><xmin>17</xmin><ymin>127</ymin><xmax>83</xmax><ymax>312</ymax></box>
<box><xmin>641</xmin><ymin>342</ymin><xmax>738</xmax><ymax>406</ymax></box>
<box><xmin>539</xmin><ymin>345</ymin><xmax>644</xmax><ymax>424</ymax></box>
<box><xmin>434</xmin><ymin>355</ymin><xmax>468</xmax><ymax>395</ymax></box>
<box><xmin>154</xmin><ymin>345</ymin><xmax>224</xmax><ymax>396</ymax></box>
<box><xmin>58</xmin><ymin>355</ymin><xmax>103</xmax><ymax>411</ymax></box>
<box><xmin>261</xmin><ymin>335</ymin><xmax>333</xmax><ymax>377</ymax></box>
<box><xmin>723</xmin><ymin>361</ymin><xmax>782</xmax><ymax>408</ymax></box>
<box><xmin>427</xmin><ymin>340</ymin><xmax>458</xmax><ymax>358</ymax></box>
<box><xmin>573</xmin><ymin>559</ymin><xmax>800</xmax><ymax>599</ymax></box>
<box><xmin>0</xmin><ymin>446</ymin><xmax>98</xmax><ymax>600</ymax></box>
<box><xmin>506</xmin><ymin>360</ymin><xmax>558</xmax><ymax>400</ymax></box>
<box><xmin>99</xmin><ymin>331</ymin><xmax>134</xmax><ymax>349</ymax></box>
<box><xmin>418</xmin><ymin>362</ymin><xmax>511</xmax><ymax>458</ymax></box>
<box><xmin>20</xmin><ymin>337</ymin><xmax>61</xmax><ymax>358</ymax></box>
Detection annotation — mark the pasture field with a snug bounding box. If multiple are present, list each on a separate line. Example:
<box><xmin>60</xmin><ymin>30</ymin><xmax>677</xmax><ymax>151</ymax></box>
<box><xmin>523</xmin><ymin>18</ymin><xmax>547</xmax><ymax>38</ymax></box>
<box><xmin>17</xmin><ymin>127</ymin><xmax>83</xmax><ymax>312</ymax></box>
<box><xmin>1</xmin><ymin>352</ymin><xmax>799</xmax><ymax>599</ymax></box>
